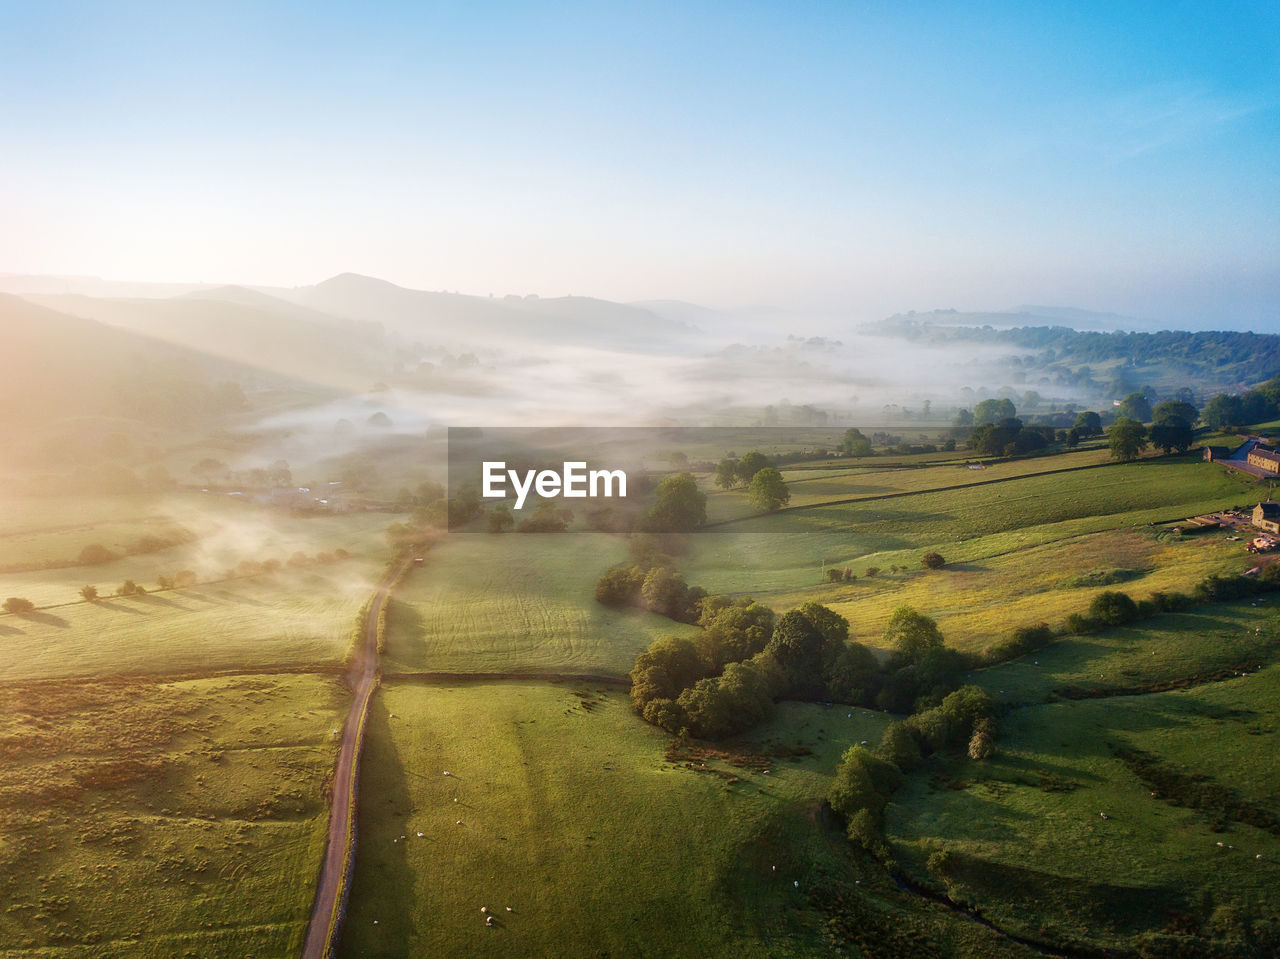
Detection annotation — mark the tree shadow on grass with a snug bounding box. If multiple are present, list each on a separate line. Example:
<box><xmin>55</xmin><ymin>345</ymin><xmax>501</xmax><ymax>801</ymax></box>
<box><xmin>0</xmin><ymin>622</ymin><xmax>22</xmax><ymax>635</ymax></box>
<box><xmin>336</xmin><ymin>692</ymin><xmax>418</xmax><ymax>959</ymax></box>
<box><xmin>23</xmin><ymin>611</ymin><xmax>69</xmax><ymax>628</ymax></box>
<box><xmin>383</xmin><ymin>599</ymin><xmax>426</xmax><ymax>669</ymax></box>
<box><xmin>92</xmin><ymin>599</ymin><xmax>145</xmax><ymax>615</ymax></box>
<box><xmin>132</xmin><ymin>592</ymin><xmax>195</xmax><ymax>611</ymax></box>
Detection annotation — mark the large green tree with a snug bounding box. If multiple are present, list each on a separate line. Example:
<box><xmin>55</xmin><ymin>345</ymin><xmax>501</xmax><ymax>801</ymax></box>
<box><xmin>883</xmin><ymin>605</ymin><xmax>943</xmax><ymax>664</ymax></box>
<box><xmin>1117</xmin><ymin>392</ymin><xmax>1153</xmax><ymax>423</ymax></box>
<box><xmin>972</xmin><ymin>397</ymin><xmax>1016</xmax><ymax>426</ymax></box>
<box><xmin>1152</xmin><ymin>400</ymin><xmax>1198</xmax><ymax>427</ymax></box>
<box><xmin>735</xmin><ymin>451</ymin><xmax>770</xmax><ymax>484</ymax></box>
<box><xmin>1073</xmin><ymin>411</ymin><xmax>1102</xmax><ymax>436</ymax></box>
<box><xmin>1202</xmin><ymin>393</ymin><xmax>1246</xmax><ymax>430</ymax></box>
<box><xmin>841</xmin><ymin>428</ymin><xmax>873</xmax><ymax>458</ymax></box>
<box><xmin>645</xmin><ymin>472</ymin><xmax>707</xmax><ymax>531</ymax></box>
<box><xmin>1149</xmin><ymin>420</ymin><xmax>1194</xmax><ymax>454</ymax></box>
<box><xmin>1108</xmin><ymin>417</ymin><xmax>1149</xmax><ymax>461</ymax></box>
<box><xmin>747</xmin><ymin>466</ymin><xmax>790</xmax><ymax>511</ymax></box>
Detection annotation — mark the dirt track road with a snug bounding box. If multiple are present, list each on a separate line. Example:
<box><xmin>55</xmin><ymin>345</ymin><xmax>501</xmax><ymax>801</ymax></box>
<box><xmin>301</xmin><ymin>556</ymin><xmax>410</xmax><ymax>959</ymax></box>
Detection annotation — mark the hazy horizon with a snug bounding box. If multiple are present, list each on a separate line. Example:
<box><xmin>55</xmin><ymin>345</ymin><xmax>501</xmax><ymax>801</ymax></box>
<box><xmin>2</xmin><ymin>2</ymin><xmax>1277</xmax><ymax>330</ymax></box>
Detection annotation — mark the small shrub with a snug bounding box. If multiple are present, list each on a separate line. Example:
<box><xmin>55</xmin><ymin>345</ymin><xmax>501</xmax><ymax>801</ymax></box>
<box><xmin>80</xmin><ymin>585</ymin><xmax>99</xmax><ymax>601</ymax></box>
<box><xmin>921</xmin><ymin>551</ymin><xmax>946</xmax><ymax>570</ymax></box>
<box><xmin>1064</xmin><ymin>612</ymin><xmax>1096</xmax><ymax>635</ymax></box>
<box><xmin>3</xmin><ymin>597</ymin><xmax>35</xmax><ymax>614</ymax></box>
<box><xmin>1089</xmin><ymin>590</ymin><xmax>1139</xmax><ymax>626</ymax></box>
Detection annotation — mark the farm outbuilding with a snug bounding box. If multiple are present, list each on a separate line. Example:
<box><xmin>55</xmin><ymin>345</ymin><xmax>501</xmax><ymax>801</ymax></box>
<box><xmin>1251</xmin><ymin>501</ymin><xmax>1280</xmax><ymax>534</ymax></box>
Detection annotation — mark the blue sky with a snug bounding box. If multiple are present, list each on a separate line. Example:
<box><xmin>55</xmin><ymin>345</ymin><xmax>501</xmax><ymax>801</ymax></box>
<box><xmin>1</xmin><ymin>1</ymin><xmax>1277</xmax><ymax>325</ymax></box>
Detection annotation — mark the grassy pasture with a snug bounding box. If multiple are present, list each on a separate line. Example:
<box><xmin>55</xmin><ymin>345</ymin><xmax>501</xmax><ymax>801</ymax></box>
<box><xmin>885</xmin><ymin>666</ymin><xmax>1280</xmax><ymax>952</ymax></box>
<box><xmin>0</xmin><ymin>564</ymin><xmax>372</xmax><ymax>681</ymax></box>
<box><xmin>340</xmin><ymin>681</ymin><xmax>1035</xmax><ymax>959</ymax></box>
<box><xmin>685</xmin><ymin>458</ymin><xmax>1257</xmax><ymax>645</ymax></box>
<box><xmin>704</xmin><ymin>446</ymin><xmax>1118</xmax><ymax>523</ymax></box>
<box><xmin>782</xmin><ymin>528</ymin><xmax>1246</xmax><ymax>652</ymax></box>
<box><xmin>0</xmin><ymin>672</ymin><xmax>346</xmax><ymax>958</ymax></box>
<box><xmin>975</xmin><ymin>600</ymin><xmax>1280</xmax><ymax>705</ymax></box>
<box><xmin>380</xmin><ymin>533</ymin><xmax>698</xmax><ymax>677</ymax></box>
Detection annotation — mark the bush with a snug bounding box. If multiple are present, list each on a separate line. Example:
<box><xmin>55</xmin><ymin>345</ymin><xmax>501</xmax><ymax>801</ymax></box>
<box><xmin>1064</xmin><ymin>612</ymin><xmax>1097</xmax><ymax>635</ymax></box>
<box><xmin>3</xmin><ymin>597</ymin><xmax>35</xmax><ymax>614</ymax></box>
<box><xmin>116</xmin><ymin>580</ymin><xmax>139</xmax><ymax>597</ymax></box>
<box><xmin>78</xmin><ymin>543</ymin><xmax>120</xmax><ymax>566</ymax></box>
<box><xmin>921</xmin><ymin>551</ymin><xmax>946</xmax><ymax>570</ymax></box>
<box><xmin>1088</xmin><ymin>590</ymin><xmax>1140</xmax><ymax>626</ymax></box>
<box><xmin>826</xmin><ymin>567</ymin><xmax>843</xmax><ymax>582</ymax></box>
<box><xmin>80</xmin><ymin>585</ymin><xmax>99</xmax><ymax>601</ymax></box>
<box><xmin>595</xmin><ymin>564</ymin><xmax>645</xmax><ymax>607</ymax></box>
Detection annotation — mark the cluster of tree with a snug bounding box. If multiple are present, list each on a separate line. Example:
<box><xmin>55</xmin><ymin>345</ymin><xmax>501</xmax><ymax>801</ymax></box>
<box><xmin>1201</xmin><ymin>376</ymin><xmax>1280</xmax><ymax>430</ymax></box>
<box><xmin>2</xmin><ymin>597</ymin><xmax>35</xmax><ymax>615</ymax></box>
<box><xmin>715</xmin><ymin>451</ymin><xmax>771</xmax><ymax>488</ymax></box>
<box><xmin>596</xmin><ymin>559</ymin><xmax>708</xmax><ymax>624</ymax></box>
<box><xmin>967</xmin><ymin>418</ymin><xmax>1058</xmax><ymax>456</ymax></box>
<box><xmin>873</xmin><ymin>321</ymin><xmax>1280</xmax><ymax>395</ymax></box>
<box><xmin>712</xmin><ymin>453</ymin><xmax>789</xmax><ymax>512</ymax></box>
<box><xmin>829</xmin><ymin>685</ymin><xmax>997</xmax><ymax>853</ymax></box>
<box><xmin>630</xmin><ymin>601</ymin><xmax>877</xmax><ymax>739</ymax></box>
<box><xmin>841</xmin><ymin>429</ymin><xmax>874</xmax><ymax>458</ymax></box>
<box><xmin>628</xmin><ymin>597</ymin><xmax>978</xmax><ymax>740</ymax></box>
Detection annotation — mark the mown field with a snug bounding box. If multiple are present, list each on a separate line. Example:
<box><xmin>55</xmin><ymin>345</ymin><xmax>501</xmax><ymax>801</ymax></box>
<box><xmin>887</xmin><ymin>662</ymin><xmax>1280</xmax><ymax>953</ymax></box>
<box><xmin>380</xmin><ymin>533</ymin><xmax>698</xmax><ymax>677</ymax></box>
<box><xmin>0</xmin><ymin>672</ymin><xmax>346</xmax><ymax>959</ymax></box>
<box><xmin>340</xmin><ymin>681</ymin><xmax>1040</xmax><ymax>959</ymax></box>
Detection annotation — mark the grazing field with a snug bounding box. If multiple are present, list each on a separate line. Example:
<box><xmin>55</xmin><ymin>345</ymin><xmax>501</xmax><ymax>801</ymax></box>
<box><xmin>704</xmin><ymin>446</ymin><xmax>1118</xmax><ymax>523</ymax></box>
<box><xmin>0</xmin><ymin>564</ymin><xmax>374</xmax><ymax>681</ymax></box>
<box><xmin>886</xmin><ymin>665</ymin><xmax>1280</xmax><ymax>953</ymax></box>
<box><xmin>777</xmin><ymin>528</ymin><xmax>1247</xmax><ymax>652</ymax></box>
<box><xmin>381</xmin><ymin>533</ymin><xmax>698</xmax><ymax>677</ymax></box>
<box><xmin>340</xmin><ymin>681</ymin><xmax>1037</xmax><ymax>959</ymax></box>
<box><xmin>976</xmin><ymin>599</ymin><xmax>1280</xmax><ymax>705</ymax></box>
<box><xmin>0</xmin><ymin>672</ymin><xmax>346</xmax><ymax>958</ymax></box>
<box><xmin>685</xmin><ymin>457</ymin><xmax>1258</xmax><ymax>649</ymax></box>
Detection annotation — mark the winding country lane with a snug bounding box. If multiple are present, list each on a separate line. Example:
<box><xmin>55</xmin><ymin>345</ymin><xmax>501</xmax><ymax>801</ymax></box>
<box><xmin>301</xmin><ymin>554</ymin><xmax>412</xmax><ymax>959</ymax></box>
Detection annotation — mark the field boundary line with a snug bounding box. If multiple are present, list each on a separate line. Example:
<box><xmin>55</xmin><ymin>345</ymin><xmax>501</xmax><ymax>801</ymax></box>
<box><xmin>382</xmin><ymin>670</ymin><xmax>629</xmax><ymax>686</ymax></box>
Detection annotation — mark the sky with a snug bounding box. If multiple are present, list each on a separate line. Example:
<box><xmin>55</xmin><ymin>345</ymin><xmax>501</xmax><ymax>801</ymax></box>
<box><xmin>1</xmin><ymin>1</ymin><xmax>1278</xmax><ymax>327</ymax></box>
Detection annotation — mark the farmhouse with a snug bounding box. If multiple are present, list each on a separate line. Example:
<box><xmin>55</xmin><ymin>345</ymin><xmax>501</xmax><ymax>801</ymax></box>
<box><xmin>1246</xmin><ymin>443</ymin><xmax>1280</xmax><ymax>475</ymax></box>
<box><xmin>1252</xmin><ymin>501</ymin><xmax>1280</xmax><ymax>534</ymax></box>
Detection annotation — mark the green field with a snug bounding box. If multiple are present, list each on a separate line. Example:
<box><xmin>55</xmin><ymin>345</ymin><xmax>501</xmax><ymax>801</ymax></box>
<box><xmin>0</xmin><ymin>672</ymin><xmax>346</xmax><ymax>958</ymax></box>
<box><xmin>684</xmin><ymin>456</ymin><xmax>1260</xmax><ymax>651</ymax></box>
<box><xmin>340</xmin><ymin>681</ymin><xmax>1039</xmax><ymax>959</ymax></box>
<box><xmin>886</xmin><ymin>665</ymin><xmax>1280</xmax><ymax>952</ymax></box>
<box><xmin>381</xmin><ymin>533</ymin><xmax>698</xmax><ymax>677</ymax></box>
<box><xmin>0</xmin><ymin>564</ymin><xmax>374</xmax><ymax>681</ymax></box>
<box><xmin>703</xmin><ymin>445</ymin><xmax>1118</xmax><ymax>523</ymax></box>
